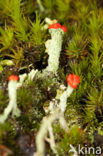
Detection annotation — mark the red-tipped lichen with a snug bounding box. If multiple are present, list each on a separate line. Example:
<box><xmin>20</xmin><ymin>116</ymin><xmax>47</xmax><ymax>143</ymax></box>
<box><xmin>67</xmin><ymin>74</ymin><xmax>80</xmax><ymax>89</ymax></box>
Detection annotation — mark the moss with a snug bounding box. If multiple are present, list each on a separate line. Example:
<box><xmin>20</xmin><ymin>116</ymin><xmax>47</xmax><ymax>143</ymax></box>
<box><xmin>0</xmin><ymin>90</ymin><xmax>8</xmax><ymax>113</ymax></box>
<box><xmin>0</xmin><ymin>0</ymin><xmax>103</xmax><ymax>155</ymax></box>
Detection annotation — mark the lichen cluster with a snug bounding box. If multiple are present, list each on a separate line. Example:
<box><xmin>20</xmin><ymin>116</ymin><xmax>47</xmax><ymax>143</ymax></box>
<box><xmin>0</xmin><ymin>0</ymin><xmax>103</xmax><ymax>156</ymax></box>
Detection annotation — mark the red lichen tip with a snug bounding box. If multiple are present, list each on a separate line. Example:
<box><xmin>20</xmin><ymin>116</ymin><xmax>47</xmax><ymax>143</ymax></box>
<box><xmin>67</xmin><ymin>74</ymin><xmax>80</xmax><ymax>89</ymax></box>
<box><xmin>49</xmin><ymin>23</ymin><xmax>67</xmax><ymax>32</ymax></box>
<box><xmin>8</xmin><ymin>75</ymin><xmax>19</xmax><ymax>81</ymax></box>
<box><xmin>49</xmin><ymin>23</ymin><xmax>61</xmax><ymax>29</ymax></box>
<box><xmin>61</xmin><ymin>25</ymin><xmax>67</xmax><ymax>32</ymax></box>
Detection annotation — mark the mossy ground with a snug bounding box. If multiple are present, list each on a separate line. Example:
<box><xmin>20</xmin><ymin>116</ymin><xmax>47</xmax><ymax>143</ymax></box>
<box><xmin>0</xmin><ymin>0</ymin><xmax>103</xmax><ymax>155</ymax></box>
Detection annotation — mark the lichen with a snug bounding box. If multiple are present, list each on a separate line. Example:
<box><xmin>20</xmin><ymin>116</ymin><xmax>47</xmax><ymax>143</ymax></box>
<box><xmin>44</xmin><ymin>28</ymin><xmax>64</xmax><ymax>74</ymax></box>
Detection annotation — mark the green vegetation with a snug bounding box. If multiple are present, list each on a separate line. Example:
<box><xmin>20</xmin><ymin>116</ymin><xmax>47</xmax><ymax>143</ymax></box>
<box><xmin>0</xmin><ymin>0</ymin><xmax>103</xmax><ymax>155</ymax></box>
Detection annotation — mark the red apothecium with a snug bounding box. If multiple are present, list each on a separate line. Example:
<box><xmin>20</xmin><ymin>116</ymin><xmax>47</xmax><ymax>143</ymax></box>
<box><xmin>67</xmin><ymin>74</ymin><xmax>80</xmax><ymax>89</ymax></box>
<box><xmin>49</xmin><ymin>23</ymin><xmax>61</xmax><ymax>29</ymax></box>
<box><xmin>8</xmin><ymin>75</ymin><xmax>19</xmax><ymax>81</ymax></box>
<box><xmin>61</xmin><ymin>25</ymin><xmax>67</xmax><ymax>32</ymax></box>
<box><xmin>49</xmin><ymin>23</ymin><xmax>67</xmax><ymax>32</ymax></box>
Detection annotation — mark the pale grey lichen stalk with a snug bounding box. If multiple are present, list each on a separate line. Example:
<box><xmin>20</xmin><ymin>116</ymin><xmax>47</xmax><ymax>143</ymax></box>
<box><xmin>0</xmin><ymin>80</ymin><xmax>20</xmax><ymax>123</ymax></box>
<box><xmin>59</xmin><ymin>85</ymin><xmax>73</xmax><ymax>113</ymax></box>
<box><xmin>16</xmin><ymin>25</ymin><xmax>65</xmax><ymax>82</ymax></box>
<box><xmin>44</xmin><ymin>28</ymin><xmax>64</xmax><ymax>74</ymax></box>
<box><xmin>48</xmin><ymin>85</ymin><xmax>73</xmax><ymax>114</ymax></box>
<box><xmin>34</xmin><ymin>109</ymin><xmax>62</xmax><ymax>156</ymax></box>
<box><xmin>34</xmin><ymin>84</ymin><xmax>74</xmax><ymax>156</ymax></box>
<box><xmin>17</xmin><ymin>69</ymin><xmax>38</xmax><ymax>88</ymax></box>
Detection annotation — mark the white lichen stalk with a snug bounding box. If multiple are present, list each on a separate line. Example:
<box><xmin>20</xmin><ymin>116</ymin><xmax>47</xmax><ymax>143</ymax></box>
<box><xmin>34</xmin><ymin>109</ymin><xmax>61</xmax><ymax>156</ymax></box>
<box><xmin>0</xmin><ymin>79</ymin><xmax>20</xmax><ymax>123</ymax></box>
<box><xmin>34</xmin><ymin>85</ymin><xmax>74</xmax><ymax>156</ymax></box>
<box><xmin>47</xmin><ymin>85</ymin><xmax>74</xmax><ymax>131</ymax></box>
<box><xmin>17</xmin><ymin>69</ymin><xmax>38</xmax><ymax>88</ymax></box>
<box><xmin>46</xmin><ymin>125</ymin><xmax>57</xmax><ymax>154</ymax></box>
<box><xmin>16</xmin><ymin>23</ymin><xmax>65</xmax><ymax>83</ymax></box>
<box><xmin>44</xmin><ymin>28</ymin><xmax>64</xmax><ymax>74</ymax></box>
<box><xmin>47</xmin><ymin>84</ymin><xmax>73</xmax><ymax>115</ymax></box>
<box><xmin>59</xmin><ymin>85</ymin><xmax>73</xmax><ymax>113</ymax></box>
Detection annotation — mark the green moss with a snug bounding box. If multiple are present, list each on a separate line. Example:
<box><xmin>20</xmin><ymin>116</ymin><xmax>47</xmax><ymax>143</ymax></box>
<box><xmin>0</xmin><ymin>90</ymin><xmax>8</xmax><ymax>113</ymax></box>
<box><xmin>0</xmin><ymin>0</ymin><xmax>103</xmax><ymax>155</ymax></box>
